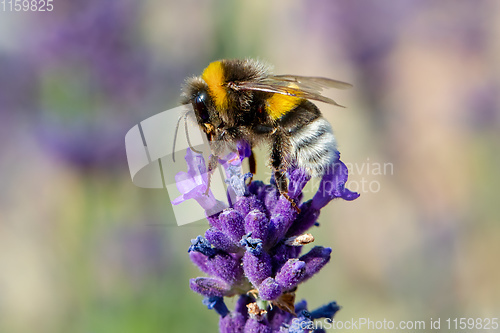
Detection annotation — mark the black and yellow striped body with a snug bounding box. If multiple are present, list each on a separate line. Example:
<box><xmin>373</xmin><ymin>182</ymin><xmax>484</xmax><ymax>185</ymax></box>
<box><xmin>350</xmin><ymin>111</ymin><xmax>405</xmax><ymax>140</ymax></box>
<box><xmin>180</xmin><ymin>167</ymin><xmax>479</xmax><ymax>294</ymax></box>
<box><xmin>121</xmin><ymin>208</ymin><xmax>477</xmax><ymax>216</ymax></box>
<box><xmin>276</xmin><ymin>100</ymin><xmax>339</xmax><ymax>177</ymax></box>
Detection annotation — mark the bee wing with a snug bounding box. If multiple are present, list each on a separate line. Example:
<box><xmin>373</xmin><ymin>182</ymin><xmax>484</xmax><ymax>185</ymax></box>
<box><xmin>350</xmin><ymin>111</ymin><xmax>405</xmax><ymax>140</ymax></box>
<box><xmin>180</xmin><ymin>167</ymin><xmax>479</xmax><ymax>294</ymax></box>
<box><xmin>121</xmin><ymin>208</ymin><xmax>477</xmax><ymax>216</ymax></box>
<box><xmin>272</xmin><ymin>75</ymin><xmax>353</xmax><ymax>90</ymax></box>
<box><xmin>230</xmin><ymin>75</ymin><xmax>351</xmax><ymax>107</ymax></box>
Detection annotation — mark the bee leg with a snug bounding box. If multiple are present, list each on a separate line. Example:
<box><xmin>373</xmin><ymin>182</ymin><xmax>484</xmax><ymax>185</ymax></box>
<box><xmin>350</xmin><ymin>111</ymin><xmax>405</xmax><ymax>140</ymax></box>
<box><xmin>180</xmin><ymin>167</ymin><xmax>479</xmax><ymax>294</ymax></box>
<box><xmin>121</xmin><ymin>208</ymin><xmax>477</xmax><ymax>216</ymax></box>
<box><xmin>271</xmin><ymin>134</ymin><xmax>300</xmax><ymax>213</ymax></box>
<box><xmin>248</xmin><ymin>149</ymin><xmax>256</xmax><ymax>184</ymax></box>
<box><xmin>204</xmin><ymin>154</ymin><xmax>219</xmax><ymax>195</ymax></box>
<box><xmin>274</xmin><ymin>170</ymin><xmax>300</xmax><ymax>213</ymax></box>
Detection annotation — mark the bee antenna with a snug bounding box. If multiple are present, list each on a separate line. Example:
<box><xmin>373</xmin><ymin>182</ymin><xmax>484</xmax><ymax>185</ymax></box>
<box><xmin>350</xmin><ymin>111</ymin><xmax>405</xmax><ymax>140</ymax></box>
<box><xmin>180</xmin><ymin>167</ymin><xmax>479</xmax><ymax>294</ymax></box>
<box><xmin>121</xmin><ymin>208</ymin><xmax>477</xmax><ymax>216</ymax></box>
<box><xmin>184</xmin><ymin>112</ymin><xmax>203</xmax><ymax>155</ymax></box>
<box><xmin>172</xmin><ymin>113</ymin><xmax>184</xmax><ymax>163</ymax></box>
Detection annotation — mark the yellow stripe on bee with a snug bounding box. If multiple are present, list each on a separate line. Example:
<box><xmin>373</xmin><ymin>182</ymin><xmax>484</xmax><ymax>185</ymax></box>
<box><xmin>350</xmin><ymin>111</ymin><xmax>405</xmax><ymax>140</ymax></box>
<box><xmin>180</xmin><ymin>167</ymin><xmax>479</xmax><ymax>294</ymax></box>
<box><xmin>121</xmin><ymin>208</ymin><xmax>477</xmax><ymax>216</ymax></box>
<box><xmin>201</xmin><ymin>61</ymin><xmax>228</xmax><ymax>110</ymax></box>
<box><xmin>266</xmin><ymin>93</ymin><xmax>302</xmax><ymax>120</ymax></box>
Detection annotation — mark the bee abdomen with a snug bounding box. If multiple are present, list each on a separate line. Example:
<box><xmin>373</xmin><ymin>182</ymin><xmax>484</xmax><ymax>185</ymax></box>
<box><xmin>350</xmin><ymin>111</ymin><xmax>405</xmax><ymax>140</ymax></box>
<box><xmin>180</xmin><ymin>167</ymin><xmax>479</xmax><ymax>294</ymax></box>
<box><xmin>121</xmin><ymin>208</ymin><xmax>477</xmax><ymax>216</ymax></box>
<box><xmin>289</xmin><ymin>118</ymin><xmax>339</xmax><ymax>177</ymax></box>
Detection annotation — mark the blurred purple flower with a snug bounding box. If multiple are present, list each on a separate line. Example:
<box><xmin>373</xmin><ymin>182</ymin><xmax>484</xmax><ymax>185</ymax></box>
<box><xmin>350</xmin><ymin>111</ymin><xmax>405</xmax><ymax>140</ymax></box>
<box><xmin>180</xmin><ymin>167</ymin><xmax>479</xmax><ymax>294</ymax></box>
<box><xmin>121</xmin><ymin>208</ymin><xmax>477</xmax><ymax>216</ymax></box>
<box><xmin>0</xmin><ymin>54</ymin><xmax>38</xmax><ymax>150</ymax></box>
<box><xmin>34</xmin><ymin>0</ymin><xmax>149</xmax><ymax>102</ymax></box>
<box><xmin>308</xmin><ymin>1</ymin><xmax>414</xmax><ymax>85</ymax></box>
<box><xmin>308</xmin><ymin>0</ymin><xmax>495</xmax><ymax>129</ymax></box>
<box><xmin>29</xmin><ymin>0</ymin><xmax>186</xmax><ymax>171</ymax></box>
<box><xmin>94</xmin><ymin>225</ymin><xmax>169</xmax><ymax>286</ymax></box>
<box><xmin>0</xmin><ymin>54</ymin><xmax>37</xmax><ymax>116</ymax></box>
<box><xmin>177</xmin><ymin>147</ymin><xmax>358</xmax><ymax>332</ymax></box>
<box><xmin>35</xmin><ymin>119</ymin><xmax>128</xmax><ymax>170</ymax></box>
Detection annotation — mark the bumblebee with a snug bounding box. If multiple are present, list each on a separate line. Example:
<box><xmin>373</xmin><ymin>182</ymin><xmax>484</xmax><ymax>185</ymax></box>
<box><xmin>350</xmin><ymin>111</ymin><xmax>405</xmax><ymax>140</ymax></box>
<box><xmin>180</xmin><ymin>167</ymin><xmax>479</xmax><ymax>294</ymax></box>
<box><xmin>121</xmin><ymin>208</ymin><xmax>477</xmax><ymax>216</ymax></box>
<box><xmin>180</xmin><ymin>59</ymin><xmax>351</xmax><ymax>211</ymax></box>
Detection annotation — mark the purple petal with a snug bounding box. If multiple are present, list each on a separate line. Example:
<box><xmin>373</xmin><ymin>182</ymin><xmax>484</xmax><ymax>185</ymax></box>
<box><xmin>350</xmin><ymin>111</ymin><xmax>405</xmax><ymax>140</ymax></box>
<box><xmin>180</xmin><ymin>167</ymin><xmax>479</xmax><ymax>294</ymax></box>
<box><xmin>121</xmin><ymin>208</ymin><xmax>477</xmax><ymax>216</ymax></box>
<box><xmin>189</xmin><ymin>251</ymin><xmax>211</xmax><ymax>275</ymax></box>
<box><xmin>309</xmin><ymin>302</ymin><xmax>340</xmax><ymax>320</ymax></box>
<box><xmin>203</xmin><ymin>296</ymin><xmax>230</xmax><ymax>317</ymax></box>
<box><xmin>244</xmin><ymin>318</ymin><xmax>273</xmax><ymax>333</ymax></box>
<box><xmin>286</xmin><ymin>200</ymin><xmax>320</xmax><ymax>236</ymax></box>
<box><xmin>268</xmin><ymin>213</ymin><xmax>295</xmax><ymax>247</ymax></box>
<box><xmin>244</xmin><ymin>210</ymin><xmax>270</xmax><ymax>245</ymax></box>
<box><xmin>287</xmin><ymin>167</ymin><xmax>311</xmax><ymax>199</ymax></box>
<box><xmin>171</xmin><ymin>178</ymin><xmax>221</xmax><ymax>212</ymax></box>
<box><xmin>187</xmin><ymin>148</ymin><xmax>208</xmax><ymax>179</ymax></box>
<box><xmin>181</xmin><ymin>184</ymin><xmax>207</xmax><ymax>200</ymax></box>
<box><xmin>190</xmin><ymin>277</ymin><xmax>230</xmax><ymax>297</ymax></box>
<box><xmin>248</xmin><ymin>180</ymin><xmax>266</xmax><ymax>198</ymax></box>
<box><xmin>237</xmin><ymin>140</ymin><xmax>252</xmax><ymax>160</ymax></box>
<box><xmin>248</xmin><ymin>182</ymin><xmax>275</xmax><ymax>207</ymax></box>
<box><xmin>220</xmin><ymin>151</ymin><xmax>250</xmax><ymax>197</ymax></box>
<box><xmin>258</xmin><ymin>277</ymin><xmax>282</xmax><ymax>301</ymax></box>
<box><xmin>219</xmin><ymin>209</ymin><xmax>245</xmax><ymax>243</ymax></box>
<box><xmin>275</xmin><ymin>259</ymin><xmax>306</xmax><ymax>290</ymax></box>
<box><xmin>234</xmin><ymin>195</ymin><xmax>266</xmax><ymax>217</ymax></box>
<box><xmin>207</xmin><ymin>212</ymin><xmax>223</xmax><ymax>229</ymax></box>
<box><xmin>271</xmin><ymin>197</ymin><xmax>299</xmax><ymax>230</ymax></box>
<box><xmin>268</xmin><ymin>307</ymin><xmax>294</xmax><ymax>332</ymax></box>
<box><xmin>177</xmin><ymin>149</ymin><xmax>208</xmax><ymax>190</ymax></box>
<box><xmin>299</xmin><ymin>246</ymin><xmax>332</xmax><ymax>282</ymax></box>
<box><xmin>295</xmin><ymin>300</ymin><xmax>308</xmax><ymax>314</ymax></box>
<box><xmin>170</xmin><ymin>195</ymin><xmax>187</xmax><ymax>206</ymax></box>
<box><xmin>270</xmin><ymin>243</ymin><xmax>297</xmax><ymax>274</ymax></box>
<box><xmin>207</xmin><ymin>252</ymin><xmax>244</xmax><ymax>285</ymax></box>
<box><xmin>243</xmin><ymin>251</ymin><xmax>272</xmax><ymax>287</ymax></box>
<box><xmin>197</xmin><ymin>194</ymin><xmax>224</xmax><ymax>213</ymax></box>
<box><xmin>171</xmin><ymin>149</ymin><xmax>225</xmax><ymax>213</ymax></box>
<box><xmin>172</xmin><ymin>170</ymin><xmax>196</xmax><ymax>194</ymax></box>
<box><xmin>312</xmin><ymin>160</ymin><xmax>360</xmax><ymax>210</ymax></box>
<box><xmin>205</xmin><ymin>200</ymin><xmax>229</xmax><ymax>219</ymax></box>
<box><xmin>220</xmin><ymin>313</ymin><xmax>246</xmax><ymax>333</ymax></box>
<box><xmin>262</xmin><ymin>185</ymin><xmax>280</xmax><ymax>211</ymax></box>
<box><xmin>206</xmin><ymin>228</ymin><xmax>241</xmax><ymax>253</ymax></box>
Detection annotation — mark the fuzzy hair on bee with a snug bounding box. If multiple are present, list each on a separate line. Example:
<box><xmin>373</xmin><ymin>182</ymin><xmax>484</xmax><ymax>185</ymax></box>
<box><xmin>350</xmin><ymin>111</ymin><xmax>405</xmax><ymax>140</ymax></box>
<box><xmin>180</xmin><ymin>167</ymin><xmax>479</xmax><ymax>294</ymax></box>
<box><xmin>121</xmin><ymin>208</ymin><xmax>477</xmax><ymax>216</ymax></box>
<box><xmin>179</xmin><ymin>59</ymin><xmax>352</xmax><ymax>212</ymax></box>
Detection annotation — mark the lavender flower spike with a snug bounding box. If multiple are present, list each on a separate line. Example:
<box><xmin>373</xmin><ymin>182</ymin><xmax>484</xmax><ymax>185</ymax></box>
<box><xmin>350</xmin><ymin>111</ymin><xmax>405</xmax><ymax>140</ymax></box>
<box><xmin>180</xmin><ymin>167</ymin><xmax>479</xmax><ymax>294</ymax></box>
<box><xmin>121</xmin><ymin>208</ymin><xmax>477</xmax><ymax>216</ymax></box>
<box><xmin>174</xmin><ymin>143</ymin><xmax>359</xmax><ymax>332</ymax></box>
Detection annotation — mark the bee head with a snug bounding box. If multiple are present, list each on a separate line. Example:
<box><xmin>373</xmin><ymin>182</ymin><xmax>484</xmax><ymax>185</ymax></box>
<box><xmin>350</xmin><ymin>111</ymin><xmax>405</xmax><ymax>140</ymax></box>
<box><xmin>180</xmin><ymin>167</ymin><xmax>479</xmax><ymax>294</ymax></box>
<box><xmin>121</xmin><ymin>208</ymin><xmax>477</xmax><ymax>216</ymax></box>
<box><xmin>181</xmin><ymin>59</ymin><xmax>268</xmax><ymax>140</ymax></box>
<box><xmin>181</xmin><ymin>77</ymin><xmax>223</xmax><ymax>137</ymax></box>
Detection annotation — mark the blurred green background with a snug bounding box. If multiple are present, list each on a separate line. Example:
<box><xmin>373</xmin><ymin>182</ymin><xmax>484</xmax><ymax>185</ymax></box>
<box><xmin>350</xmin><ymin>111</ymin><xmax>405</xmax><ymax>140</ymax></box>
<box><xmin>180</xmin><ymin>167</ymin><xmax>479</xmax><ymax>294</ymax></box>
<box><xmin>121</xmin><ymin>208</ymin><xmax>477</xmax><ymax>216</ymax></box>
<box><xmin>1</xmin><ymin>1</ymin><xmax>499</xmax><ymax>332</ymax></box>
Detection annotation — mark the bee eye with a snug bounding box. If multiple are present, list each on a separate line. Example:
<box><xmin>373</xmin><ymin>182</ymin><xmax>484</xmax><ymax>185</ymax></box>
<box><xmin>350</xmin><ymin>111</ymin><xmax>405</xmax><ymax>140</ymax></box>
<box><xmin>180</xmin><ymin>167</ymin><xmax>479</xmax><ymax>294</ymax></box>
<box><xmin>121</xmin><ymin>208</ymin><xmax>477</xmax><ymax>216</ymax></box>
<box><xmin>193</xmin><ymin>91</ymin><xmax>209</xmax><ymax>122</ymax></box>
